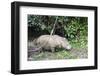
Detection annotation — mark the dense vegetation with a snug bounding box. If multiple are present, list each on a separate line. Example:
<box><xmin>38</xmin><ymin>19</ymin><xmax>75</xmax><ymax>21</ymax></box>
<box><xmin>28</xmin><ymin>15</ymin><xmax>88</xmax><ymax>60</ymax></box>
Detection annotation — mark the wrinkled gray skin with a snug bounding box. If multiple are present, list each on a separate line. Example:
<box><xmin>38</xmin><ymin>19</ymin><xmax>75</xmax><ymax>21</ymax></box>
<box><xmin>28</xmin><ymin>35</ymin><xmax>72</xmax><ymax>52</ymax></box>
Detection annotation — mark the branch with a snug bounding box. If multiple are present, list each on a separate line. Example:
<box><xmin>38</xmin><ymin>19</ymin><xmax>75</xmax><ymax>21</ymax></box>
<box><xmin>50</xmin><ymin>16</ymin><xmax>58</xmax><ymax>35</ymax></box>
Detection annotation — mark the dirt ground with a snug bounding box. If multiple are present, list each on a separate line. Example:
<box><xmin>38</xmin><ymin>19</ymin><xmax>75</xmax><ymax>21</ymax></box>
<box><xmin>28</xmin><ymin>47</ymin><xmax>88</xmax><ymax>61</ymax></box>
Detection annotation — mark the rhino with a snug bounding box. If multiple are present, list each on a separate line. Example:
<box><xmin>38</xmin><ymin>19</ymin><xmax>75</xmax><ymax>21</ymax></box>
<box><xmin>28</xmin><ymin>35</ymin><xmax>72</xmax><ymax>52</ymax></box>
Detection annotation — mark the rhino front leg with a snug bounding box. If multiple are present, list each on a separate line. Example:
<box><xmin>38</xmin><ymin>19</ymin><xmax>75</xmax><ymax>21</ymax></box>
<box><xmin>51</xmin><ymin>47</ymin><xmax>55</xmax><ymax>52</ymax></box>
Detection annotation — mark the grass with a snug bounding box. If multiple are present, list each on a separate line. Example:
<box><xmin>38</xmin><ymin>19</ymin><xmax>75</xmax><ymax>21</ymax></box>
<box><xmin>28</xmin><ymin>50</ymin><xmax>75</xmax><ymax>61</ymax></box>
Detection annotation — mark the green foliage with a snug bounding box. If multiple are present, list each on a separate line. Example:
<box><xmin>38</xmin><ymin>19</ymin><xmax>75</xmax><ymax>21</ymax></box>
<box><xmin>28</xmin><ymin>15</ymin><xmax>88</xmax><ymax>48</ymax></box>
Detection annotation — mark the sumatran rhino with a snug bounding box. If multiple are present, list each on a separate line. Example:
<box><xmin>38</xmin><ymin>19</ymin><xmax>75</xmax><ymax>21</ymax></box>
<box><xmin>29</xmin><ymin>35</ymin><xmax>72</xmax><ymax>52</ymax></box>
